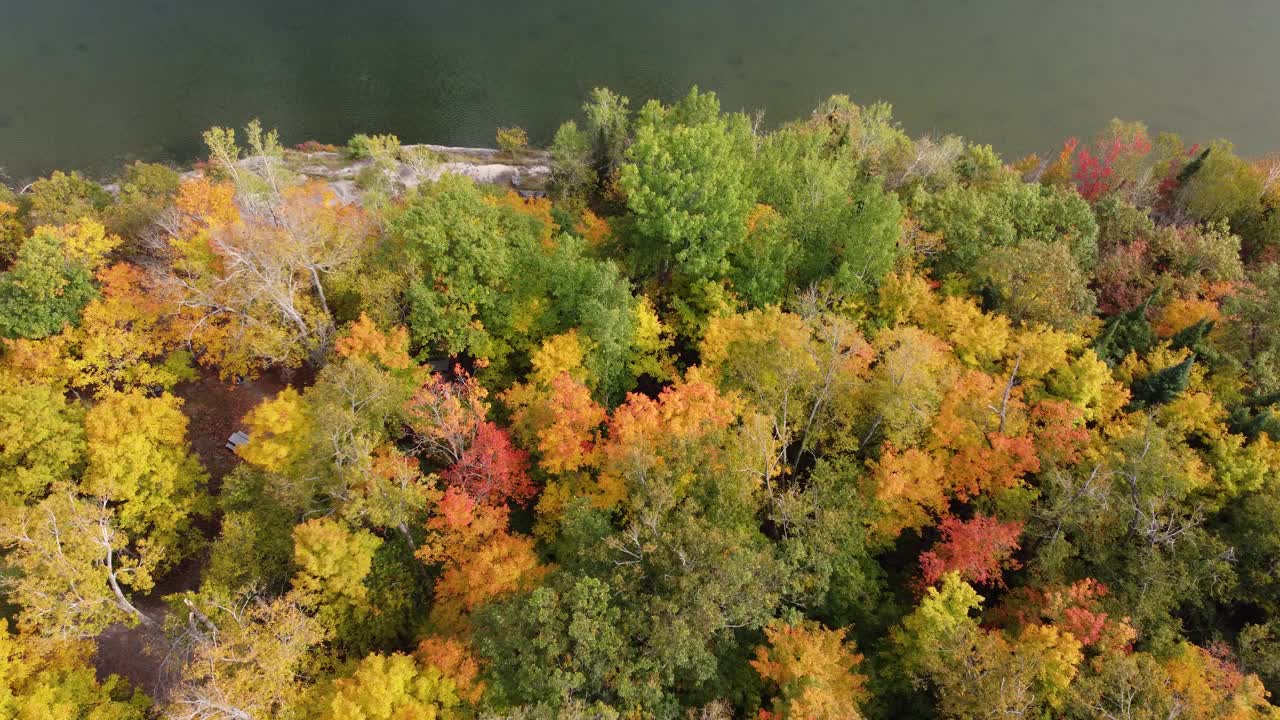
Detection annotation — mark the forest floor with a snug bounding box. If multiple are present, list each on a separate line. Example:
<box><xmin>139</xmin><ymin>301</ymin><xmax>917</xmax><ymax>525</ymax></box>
<box><xmin>93</xmin><ymin>365</ymin><xmax>308</xmax><ymax>700</ymax></box>
<box><xmin>175</xmin><ymin>365</ymin><xmax>304</xmax><ymax>490</ymax></box>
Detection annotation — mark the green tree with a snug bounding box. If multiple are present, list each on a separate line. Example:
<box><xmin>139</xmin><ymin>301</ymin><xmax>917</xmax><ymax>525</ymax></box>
<box><xmin>1128</xmin><ymin>353</ymin><xmax>1195</xmax><ymax>409</ymax></box>
<box><xmin>583</xmin><ymin>87</ymin><xmax>631</xmax><ymax>178</ymax></box>
<box><xmin>0</xmin><ymin>231</ymin><xmax>97</xmax><ymax>339</ymax></box>
<box><xmin>549</xmin><ymin>120</ymin><xmax>594</xmax><ymax>199</ymax></box>
<box><xmin>106</xmin><ymin>161</ymin><xmax>181</xmax><ymax>240</ymax></box>
<box><xmin>915</xmin><ymin>177</ymin><xmax>1098</xmax><ymax>280</ymax></box>
<box><xmin>620</xmin><ymin>87</ymin><xmax>755</xmax><ymax>285</ymax></box>
<box><xmin>976</xmin><ymin>239</ymin><xmax>1097</xmax><ymax>331</ymax></box>
<box><xmin>26</xmin><ymin>171</ymin><xmax>112</xmax><ymax>227</ymax></box>
<box><xmin>474</xmin><ymin>574</ymin><xmax>642</xmax><ymax>713</ymax></box>
<box><xmin>752</xmin><ymin>123</ymin><xmax>902</xmax><ymax>297</ymax></box>
<box><xmin>393</xmin><ymin>174</ymin><xmax>519</xmax><ymax>360</ymax></box>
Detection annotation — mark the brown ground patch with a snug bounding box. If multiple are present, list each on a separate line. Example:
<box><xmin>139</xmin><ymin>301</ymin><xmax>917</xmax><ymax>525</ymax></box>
<box><xmin>173</xmin><ymin>364</ymin><xmax>312</xmax><ymax>490</ymax></box>
<box><xmin>93</xmin><ymin>364</ymin><xmax>314</xmax><ymax>702</ymax></box>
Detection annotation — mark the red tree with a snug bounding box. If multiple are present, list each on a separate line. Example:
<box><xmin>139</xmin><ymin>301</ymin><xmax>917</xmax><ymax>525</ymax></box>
<box><xmin>1073</xmin><ymin>131</ymin><xmax>1152</xmax><ymax>202</ymax></box>
<box><xmin>442</xmin><ymin>421</ymin><xmax>535</xmax><ymax>507</ymax></box>
<box><xmin>920</xmin><ymin>515</ymin><xmax>1024</xmax><ymax>588</ymax></box>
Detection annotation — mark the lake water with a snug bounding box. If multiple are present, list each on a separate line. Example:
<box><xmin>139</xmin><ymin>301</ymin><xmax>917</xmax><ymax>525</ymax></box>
<box><xmin>2</xmin><ymin>0</ymin><xmax>1278</xmax><ymax>180</ymax></box>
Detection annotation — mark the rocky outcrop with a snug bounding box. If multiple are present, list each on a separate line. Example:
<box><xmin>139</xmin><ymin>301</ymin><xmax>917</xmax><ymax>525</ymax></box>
<box><xmin>167</xmin><ymin>143</ymin><xmax>551</xmax><ymax>203</ymax></box>
<box><xmin>289</xmin><ymin>144</ymin><xmax>551</xmax><ymax>196</ymax></box>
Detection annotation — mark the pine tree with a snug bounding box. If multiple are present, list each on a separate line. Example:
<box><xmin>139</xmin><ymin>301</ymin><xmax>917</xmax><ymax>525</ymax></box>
<box><xmin>1094</xmin><ymin>290</ymin><xmax>1159</xmax><ymax>364</ymax></box>
<box><xmin>1128</xmin><ymin>353</ymin><xmax>1195</xmax><ymax>409</ymax></box>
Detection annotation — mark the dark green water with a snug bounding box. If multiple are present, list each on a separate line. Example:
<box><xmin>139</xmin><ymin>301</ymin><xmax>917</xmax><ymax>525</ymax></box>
<box><xmin>2</xmin><ymin>0</ymin><xmax>1278</xmax><ymax>180</ymax></box>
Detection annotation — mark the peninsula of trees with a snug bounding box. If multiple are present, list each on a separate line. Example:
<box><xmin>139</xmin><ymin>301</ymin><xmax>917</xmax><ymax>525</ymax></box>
<box><xmin>2</xmin><ymin>87</ymin><xmax>1280</xmax><ymax>719</ymax></box>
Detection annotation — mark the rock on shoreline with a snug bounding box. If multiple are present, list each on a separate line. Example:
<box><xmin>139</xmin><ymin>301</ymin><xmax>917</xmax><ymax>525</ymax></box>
<box><xmin>166</xmin><ymin>143</ymin><xmax>551</xmax><ymax>205</ymax></box>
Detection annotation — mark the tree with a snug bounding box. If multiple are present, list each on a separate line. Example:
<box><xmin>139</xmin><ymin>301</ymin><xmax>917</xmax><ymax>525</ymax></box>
<box><xmin>0</xmin><ymin>621</ymin><xmax>151</xmax><ymax>720</ymax></box>
<box><xmin>406</xmin><ymin>369</ymin><xmax>490</xmax><ymax>470</ymax></box>
<box><xmin>496</xmin><ymin>126</ymin><xmax>529</xmax><ymax>156</ymax></box>
<box><xmin>1223</xmin><ymin>264</ymin><xmax>1280</xmax><ymax>395</ymax></box>
<box><xmin>597</xmin><ymin>373</ymin><xmax>739</xmax><ymax>512</ymax></box>
<box><xmin>441</xmin><ymin>421</ymin><xmax>535</xmax><ymax>507</ymax></box>
<box><xmin>866</xmin><ymin>444</ymin><xmax>950</xmax><ymax>539</ymax></box>
<box><xmin>620</xmin><ymin>87</ymin><xmax>755</xmax><ymax>284</ymax></box>
<box><xmin>0</xmin><ymin>373</ymin><xmax>85</xmax><ymax>506</ymax></box>
<box><xmin>976</xmin><ymin>239</ymin><xmax>1097</xmax><ymax>331</ymax></box>
<box><xmin>62</xmin><ymin>262</ymin><xmax>191</xmax><ymax>392</ymax></box>
<box><xmin>237</xmin><ymin>351</ymin><xmax>415</xmax><ymax>514</ymax></box>
<box><xmin>163</xmin><ymin>161</ymin><xmax>371</xmax><ymax>376</ymax></box>
<box><xmin>751</xmin><ymin>619</ymin><xmax>868</xmax><ymax>720</ymax></box>
<box><xmin>505</xmin><ymin>370</ymin><xmax>607</xmax><ymax>477</ymax></box>
<box><xmin>415</xmin><ymin>635</ymin><xmax>484</xmax><ymax>704</ymax></box>
<box><xmin>0</xmin><ymin>491</ymin><xmax>158</xmax><ymax>638</ymax></box>
<box><xmin>894</xmin><ymin>574</ymin><xmax>1084</xmax><ymax>720</ymax></box>
<box><xmin>392</xmin><ymin>174</ymin><xmax>523</xmax><ymax>361</ymax></box>
<box><xmin>168</xmin><ymin>592</ymin><xmax>325</xmax><ymax>720</ymax></box>
<box><xmin>237</xmin><ymin>387</ymin><xmax>310</xmax><ymax>473</ymax></box>
<box><xmin>0</xmin><ymin>198</ymin><xmax>24</xmax><ymax>269</ymax></box>
<box><xmin>1128</xmin><ymin>353</ymin><xmax>1195</xmax><ymax>409</ymax></box>
<box><xmin>726</xmin><ymin>204</ymin><xmax>795</xmax><ymax>307</ymax></box>
<box><xmin>1163</xmin><ymin>642</ymin><xmax>1274</xmax><ymax>720</ymax></box>
<box><xmin>918</xmin><ymin>515</ymin><xmax>1024</xmax><ymax>588</ymax></box>
<box><xmin>751</xmin><ymin>123</ymin><xmax>902</xmax><ymax>296</ymax></box>
<box><xmin>701</xmin><ymin>305</ymin><xmax>869</xmax><ymax>487</ymax></box>
<box><xmin>1072</xmin><ymin>121</ymin><xmax>1154</xmax><ymax>203</ymax></box>
<box><xmin>26</xmin><ymin>171</ymin><xmax>112</xmax><ymax>227</ymax></box>
<box><xmin>0</xmin><ymin>230</ymin><xmax>97</xmax><ymax>340</ymax></box>
<box><xmin>341</xmin><ymin>445</ymin><xmax>440</xmax><ymax>545</ymax></box>
<box><xmin>416</xmin><ymin>488</ymin><xmax>546</xmax><ymax>633</ymax></box>
<box><xmin>582</xmin><ymin>87</ymin><xmax>631</xmax><ymax>178</ymax></box>
<box><xmin>549</xmin><ymin>120</ymin><xmax>594</xmax><ymax>199</ymax></box>
<box><xmin>82</xmin><ymin>390</ymin><xmax>208</xmax><ymax>561</ymax></box>
<box><xmin>290</xmin><ymin>518</ymin><xmax>382</xmax><ymax>633</ymax></box>
<box><xmin>473</xmin><ymin>573</ymin><xmax>641</xmax><ymax>713</ymax></box>
<box><xmin>916</xmin><ymin>176</ymin><xmax>1098</xmax><ymax>279</ymax></box>
<box><xmin>314</xmin><ymin>652</ymin><xmax>461</xmax><ymax>720</ymax></box>
<box><xmin>106</xmin><ymin>161</ymin><xmax>181</xmax><ymax>240</ymax></box>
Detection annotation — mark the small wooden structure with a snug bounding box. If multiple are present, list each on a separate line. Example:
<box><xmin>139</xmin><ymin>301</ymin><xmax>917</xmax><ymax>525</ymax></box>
<box><xmin>225</xmin><ymin>431</ymin><xmax>250</xmax><ymax>453</ymax></box>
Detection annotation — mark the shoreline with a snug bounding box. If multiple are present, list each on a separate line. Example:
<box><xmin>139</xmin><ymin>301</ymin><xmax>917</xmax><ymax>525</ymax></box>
<box><xmin>14</xmin><ymin>142</ymin><xmax>553</xmax><ymax>200</ymax></box>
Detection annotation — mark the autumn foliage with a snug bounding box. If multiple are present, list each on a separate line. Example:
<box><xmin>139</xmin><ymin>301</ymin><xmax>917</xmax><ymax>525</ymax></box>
<box><xmin>3</xmin><ymin>99</ymin><xmax>1280</xmax><ymax>720</ymax></box>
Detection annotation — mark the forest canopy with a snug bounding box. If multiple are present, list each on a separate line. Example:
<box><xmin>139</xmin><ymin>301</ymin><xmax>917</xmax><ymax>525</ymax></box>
<box><xmin>3</xmin><ymin>89</ymin><xmax>1280</xmax><ymax>719</ymax></box>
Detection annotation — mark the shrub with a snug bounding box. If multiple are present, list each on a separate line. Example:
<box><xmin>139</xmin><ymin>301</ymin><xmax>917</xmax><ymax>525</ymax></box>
<box><xmin>496</xmin><ymin>126</ymin><xmax>529</xmax><ymax>156</ymax></box>
<box><xmin>347</xmin><ymin>133</ymin><xmax>401</xmax><ymax>160</ymax></box>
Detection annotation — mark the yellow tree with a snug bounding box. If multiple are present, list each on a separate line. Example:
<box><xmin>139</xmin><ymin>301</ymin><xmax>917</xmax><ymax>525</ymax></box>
<box><xmin>893</xmin><ymin>574</ymin><xmax>1084</xmax><ymax>720</ymax></box>
<box><xmin>62</xmin><ymin>262</ymin><xmax>188</xmax><ymax>392</ymax></box>
<box><xmin>0</xmin><ymin>372</ymin><xmax>85</xmax><ymax>506</ymax></box>
<box><xmin>290</xmin><ymin>517</ymin><xmax>382</xmax><ymax>636</ymax></box>
<box><xmin>162</xmin><ymin>163</ymin><xmax>372</xmax><ymax>376</ymax></box>
<box><xmin>701</xmin><ymin>305</ymin><xmax>870</xmax><ymax>482</ymax></box>
<box><xmin>751</xmin><ymin>620</ymin><xmax>868</xmax><ymax>720</ymax></box>
<box><xmin>82</xmin><ymin>390</ymin><xmax>208</xmax><ymax>563</ymax></box>
<box><xmin>169</xmin><ymin>591</ymin><xmax>325</xmax><ymax>720</ymax></box>
<box><xmin>0</xmin><ymin>620</ymin><xmax>150</xmax><ymax>720</ymax></box>
<box><xmin>313</xmin><ymin>652</ymin><xmax>462</xmax><ymax>720</ymax></box>
<box><xmin>0</xmin><ymin>491</ymin><xmax>159</xmax><ymax>638</ymax></box>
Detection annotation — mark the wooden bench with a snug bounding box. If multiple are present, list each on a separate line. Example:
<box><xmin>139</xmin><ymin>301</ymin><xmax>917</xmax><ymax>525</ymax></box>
<box><xmin>225</xmin><ymin>431</ymin><xmax>250</xmax><ymax>452</ymax></box>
